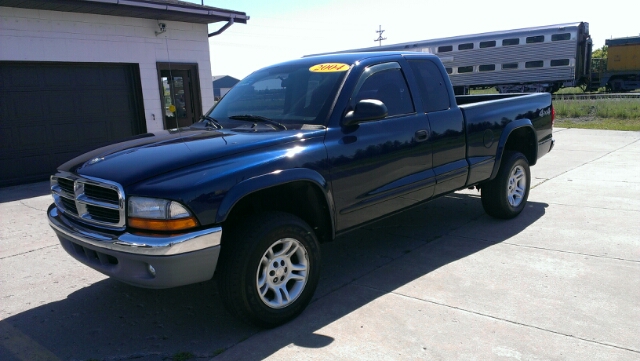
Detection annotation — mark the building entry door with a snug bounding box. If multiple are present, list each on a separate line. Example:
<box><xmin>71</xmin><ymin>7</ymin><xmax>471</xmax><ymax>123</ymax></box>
<box><xmin>160</xmin><ymin>69</ymin><xmax>195</xmax><ymax>128</ymax></box>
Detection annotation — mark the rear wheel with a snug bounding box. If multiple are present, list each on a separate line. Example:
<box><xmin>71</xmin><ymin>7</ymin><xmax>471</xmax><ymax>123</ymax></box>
<box><xmin>217</xmin><ymin>212</ymin><xmax>321</xmax><ymax>328</ymax></box>
<box><xmin>481</xmin><ymin>152</ymin><xmax>530</xmax><ymax>219</ymax></box>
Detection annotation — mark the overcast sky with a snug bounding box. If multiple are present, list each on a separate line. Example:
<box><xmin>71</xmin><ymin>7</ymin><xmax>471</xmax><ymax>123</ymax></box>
<box><xmin>198</xmin><ymin>0</ymin><xmax>639</xmax><ymax>80</ymax></box>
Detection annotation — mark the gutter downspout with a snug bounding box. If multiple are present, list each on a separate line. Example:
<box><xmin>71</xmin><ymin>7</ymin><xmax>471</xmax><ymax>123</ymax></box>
<box><xmin>208</xmin><ymin>18</ymin><xmax>234</xmax><ymax>37</ymax></box>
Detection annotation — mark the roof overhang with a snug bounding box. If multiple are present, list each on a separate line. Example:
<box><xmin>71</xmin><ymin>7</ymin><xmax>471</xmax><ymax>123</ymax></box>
<box><xmin>0</xmin><ymin>0</ymin><xmax>249</xmax><ymax>25</ymax></box>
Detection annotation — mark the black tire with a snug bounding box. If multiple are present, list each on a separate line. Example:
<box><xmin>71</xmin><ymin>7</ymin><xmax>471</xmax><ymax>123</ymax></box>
<box><xmin>216</xmin><ymin>212</ymin><xmax>321</xmax><ymax>328</ymax></box>
<box><xmin>481</xmin><ymin>151</ymin><xmax>531</xmax><ymax>219</ymax></box>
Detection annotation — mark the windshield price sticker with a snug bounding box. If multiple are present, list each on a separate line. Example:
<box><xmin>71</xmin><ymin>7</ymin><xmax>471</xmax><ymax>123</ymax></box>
<box><xmin>309</xmin><ymin>63</ymin><xmax>349</xmax><ymax>72</ymax></box>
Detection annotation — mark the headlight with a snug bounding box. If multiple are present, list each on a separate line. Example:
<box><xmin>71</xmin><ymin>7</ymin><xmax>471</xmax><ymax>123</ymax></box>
<box><xmin>128</xmin><ymin>197</ymin><xmax>198</xmax><ymax>231</ymax></box>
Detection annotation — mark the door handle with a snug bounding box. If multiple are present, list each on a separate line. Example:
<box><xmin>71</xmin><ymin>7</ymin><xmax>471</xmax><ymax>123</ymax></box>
<box><xmin>415</xmin><ymin>130</ymin><xmax>429</xmax><ymax>141</ymax></box>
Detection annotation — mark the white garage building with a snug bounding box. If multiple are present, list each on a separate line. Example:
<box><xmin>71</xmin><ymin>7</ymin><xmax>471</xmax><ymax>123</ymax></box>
<box><xmin>0</xmin><ymin>0</ymin><xmax>248</xmax><ymax>186</ymax></box>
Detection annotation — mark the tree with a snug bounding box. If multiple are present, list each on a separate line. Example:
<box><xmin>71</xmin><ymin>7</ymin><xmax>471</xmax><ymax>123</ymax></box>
<box><xmin>592</xmin><ymin>45</ymin><xmax>608</xmax><ymax>59</ymax></box>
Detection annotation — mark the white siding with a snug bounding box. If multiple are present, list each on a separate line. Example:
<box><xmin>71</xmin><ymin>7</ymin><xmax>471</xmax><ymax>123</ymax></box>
<box><xmin>0</xmin><ymin>6</ymin><xmax>215</xmax><ymax>132</ymax></box>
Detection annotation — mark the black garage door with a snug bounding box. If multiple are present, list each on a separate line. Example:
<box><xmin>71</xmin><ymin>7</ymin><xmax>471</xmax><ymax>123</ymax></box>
<box><xmin>0</xmin><ymin>62</ymin><xmax>145</xmax><ymax>187</ymax></box>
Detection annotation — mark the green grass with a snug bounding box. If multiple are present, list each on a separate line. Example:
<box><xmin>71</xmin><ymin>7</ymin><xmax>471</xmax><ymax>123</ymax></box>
<box><xmin>553</xmin><ymin>86</ymin><xmax>601</xmax><ymax>94</ymax></box>
<box><xmin>469</xmin><ymin>88</ymin><xmax>498</xmax><ymax>94</ymax></box>
<box><xmin>554</xmin><ymin>98</ymin><xmax>640</xmax><ymax>131</ymax></box>
<box><xmin>467</xmin><ymin>87</ymin><xmax>640</xmax><ymax>130</ymax></box>
<box><xmin>471</xmin><ymin>86</ymin><xmax>607</xmax><ymax>94</ymax></box>
<box><xmin>554</xmin><ymin>86</ymin><xmax>582</xmax><ymax>94</ymax></box>
<box><xmin>554</xmin><ymin>99</ymin><xmax>640</xmax><ymax>119</ymax></box>
<box><xmin>555</xmin><ymin>117</ymin><xmax>640</xmax><ymax>131</ymax></box>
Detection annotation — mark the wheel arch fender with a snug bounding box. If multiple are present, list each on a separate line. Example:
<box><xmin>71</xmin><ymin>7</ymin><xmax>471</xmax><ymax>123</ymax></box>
<box><xmin>490</xmin><ymin>119</ymin><xmax>538</xmax><ymax>180</ymax></box>
<box><xmin>215</xmin><ymin>168</ymin><xmax>336</xmax><ymax>238</ymax></box>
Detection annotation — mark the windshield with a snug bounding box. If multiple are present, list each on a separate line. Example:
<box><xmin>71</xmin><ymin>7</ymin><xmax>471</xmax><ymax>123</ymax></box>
<box><xmin>206</xmin><ymin>62</ymin><xmax>350</xmax><ymax>130</ymax></box>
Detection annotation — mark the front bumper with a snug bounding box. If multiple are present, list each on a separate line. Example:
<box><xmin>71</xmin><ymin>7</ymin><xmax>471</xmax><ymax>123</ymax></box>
<box><xmin>48</xmin><ymin>204</ymin><xmax>222</xmax><ymax>289</ymax></box>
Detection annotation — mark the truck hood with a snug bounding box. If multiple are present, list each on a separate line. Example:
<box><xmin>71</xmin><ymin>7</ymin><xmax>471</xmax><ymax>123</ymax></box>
<box><xmin>60</xmin><ymin>127</ymin><xmax>326</xmax><ymax>187</ymax></box>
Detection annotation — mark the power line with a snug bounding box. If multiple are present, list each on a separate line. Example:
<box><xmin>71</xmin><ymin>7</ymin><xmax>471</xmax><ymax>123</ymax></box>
<box><xmin>374</xmin><ymin>25</ymin><xmax>386</xmax><ymax>46</ymax></box>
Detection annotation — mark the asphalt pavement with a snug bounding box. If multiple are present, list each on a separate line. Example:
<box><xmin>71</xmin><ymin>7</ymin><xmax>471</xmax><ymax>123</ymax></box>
<box><xmin>1</xmin><ymin>128</ymin><xmax>639</xmax><ymax>361</ymax></box>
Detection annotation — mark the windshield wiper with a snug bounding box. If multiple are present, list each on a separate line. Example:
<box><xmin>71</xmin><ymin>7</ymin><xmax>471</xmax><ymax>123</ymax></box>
<box><xmin>228</xmin><ymin>115</ymin><xmax>287</xmax><ymax>130</ymax></box>
<box><xmin>200</xmin><ymin>115</ymin><xmax>222</xmax><ymax>129</ymax></box>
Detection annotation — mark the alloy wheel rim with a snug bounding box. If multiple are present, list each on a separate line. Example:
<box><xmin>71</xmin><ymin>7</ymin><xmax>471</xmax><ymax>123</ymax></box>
<box><xmin>256</xmin><ymin>238</ymin><xmax>309</xmax><ymax>309</ymax></box>
<box><xmin>507</xmin><ymin>165</ymin><xmax>526</xmax><ymax>207</ymax></box>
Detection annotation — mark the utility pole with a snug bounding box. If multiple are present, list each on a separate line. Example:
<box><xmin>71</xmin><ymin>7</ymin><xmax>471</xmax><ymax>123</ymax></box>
<box><xmin>374</xmin><ymin>25</ymin><xmax>386</xmax><ymax>46</ymax></box>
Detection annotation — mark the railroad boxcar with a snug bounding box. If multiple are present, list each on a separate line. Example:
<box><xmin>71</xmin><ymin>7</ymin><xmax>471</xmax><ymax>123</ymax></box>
<box><xmin>597</xmin><ymin>36</ymin><xmax>640</xmax><ymax>91</ymax></box>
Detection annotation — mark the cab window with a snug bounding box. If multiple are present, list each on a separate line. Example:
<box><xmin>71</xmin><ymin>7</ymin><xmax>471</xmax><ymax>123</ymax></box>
<box><xmin>408</xmin><ymin>59</ymin><xmax>450</xmax><ymax>112</ymax></box>
<box><xmin>352</xmin><ymin>67</ymin><xmax>414</xmax><ymax>117</ymax></box>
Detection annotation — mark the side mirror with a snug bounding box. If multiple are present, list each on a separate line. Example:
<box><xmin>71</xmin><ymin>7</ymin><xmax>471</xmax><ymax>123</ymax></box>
<box><xmin>342</xmin><ymin>99</ymin><xmax>388</xmax><ymax>126</ymax></box>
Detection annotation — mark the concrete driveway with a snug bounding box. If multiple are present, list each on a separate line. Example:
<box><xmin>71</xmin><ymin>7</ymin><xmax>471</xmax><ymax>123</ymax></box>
<box><xmin>1</xmin><ymin>128</ymin><xmax>638</xmax><ymax>361</ymax></box>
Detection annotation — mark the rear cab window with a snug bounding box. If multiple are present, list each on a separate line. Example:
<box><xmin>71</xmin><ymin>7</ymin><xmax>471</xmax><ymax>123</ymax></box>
<box><xmin>407</xmin><ymin>59</ymin><xmax>450</xmax><ymax>112</ymax></box>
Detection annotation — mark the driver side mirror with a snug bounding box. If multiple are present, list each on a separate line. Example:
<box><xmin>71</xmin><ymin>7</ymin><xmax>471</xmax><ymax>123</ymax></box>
<box><xmin>342</xmin><ymin>99</ymin><xmax>388</xmax><ymax>126</ymax></box>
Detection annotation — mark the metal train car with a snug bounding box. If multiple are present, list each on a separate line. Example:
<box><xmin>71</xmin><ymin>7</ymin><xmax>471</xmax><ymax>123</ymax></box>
<box><xmin>329</xmin><ymin>22</ymin><xmax>592</xmax><ymax>94</ymax></box>
<box><xmin>593</xmin><ymin>36</ymin><xmax>640</xmax><ymax>91</ymax></box>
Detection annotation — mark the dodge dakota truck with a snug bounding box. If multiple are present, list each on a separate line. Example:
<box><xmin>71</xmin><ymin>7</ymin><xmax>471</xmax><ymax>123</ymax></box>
<box><xmin>48</xmin><ymin>52</ymin><xmax>554</xmax><ymax>327</ymax></box>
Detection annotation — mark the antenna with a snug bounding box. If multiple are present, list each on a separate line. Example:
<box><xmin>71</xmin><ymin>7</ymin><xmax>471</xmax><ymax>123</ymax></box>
<box><xmin>374</xmin><ymin>25</ymin><xmax>386</xmax><ymax>46</ymax></box>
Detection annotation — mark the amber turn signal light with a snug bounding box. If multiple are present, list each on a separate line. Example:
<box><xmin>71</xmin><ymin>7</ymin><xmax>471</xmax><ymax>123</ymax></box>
<box><xmin>128</xmin><ymin>217</ymin><xmax>198</xmax><ymax>231</ymax></box>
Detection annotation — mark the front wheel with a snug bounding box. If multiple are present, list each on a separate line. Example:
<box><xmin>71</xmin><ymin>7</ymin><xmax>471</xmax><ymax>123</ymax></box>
<box><xmin>481</xmin><ymin>152</ymin><xmax>531</xmax><ymax>219</ymax></box>
<box><xmin>216</xmin><ymin>212</ymin><xmax>321</xmax><ymax>328</ymax></box>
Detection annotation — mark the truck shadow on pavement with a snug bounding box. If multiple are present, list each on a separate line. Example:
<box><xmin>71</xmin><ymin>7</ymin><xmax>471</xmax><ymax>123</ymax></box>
<box><xmin>0</xmin><ymin>181</ymin><xmax>49</xmax><ymax>203</ymax></box>
<box><xmin>0</xmin><ymin>192</ymin><xmax>548</xmax><ymax>361</ymax></box>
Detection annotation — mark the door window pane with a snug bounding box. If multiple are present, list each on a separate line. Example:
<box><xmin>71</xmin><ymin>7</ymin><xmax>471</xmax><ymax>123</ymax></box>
<box><xmin>354</xmin><ymin>67</ymin><xmax>414</xmax><ymax>117</ymax></box>
<box><xmin>161</xmin><ymin>76</ymin><xmax>173</xmax><ymax>119</ymax></box>
<box><xmin>172</xmin><ymin>76</ymin><xmax>187</xmax><ymax>118</ymax></box>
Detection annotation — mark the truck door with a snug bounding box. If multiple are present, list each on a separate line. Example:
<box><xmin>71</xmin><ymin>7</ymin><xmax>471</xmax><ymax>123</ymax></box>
<box><xmin>326</xmin><ymin>62</ymin><xmax>435</xmax><ymax>231</ymax></box>
<box><xmin>406</xmin><ymin>58</ymin><xmax>467</xmax><ymax>196</ymax></box>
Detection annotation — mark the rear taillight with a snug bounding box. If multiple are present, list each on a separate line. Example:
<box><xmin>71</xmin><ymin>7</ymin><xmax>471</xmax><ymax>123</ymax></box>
<box><xmin>551</xmin><ymin>105</ymin><xmax>555</xmax><ymax>127</ymax></box>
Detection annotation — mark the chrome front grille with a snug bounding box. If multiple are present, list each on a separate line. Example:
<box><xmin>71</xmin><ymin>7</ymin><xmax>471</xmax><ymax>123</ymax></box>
<box><xmin>84</xmin><ymin>183</ymin><xmax>120</xmax><ymax>203</ymax></box>
<box><xmin>57</xmin><ymin>177</ymin><xmax>75</xmax><ymax>194</ymax></box>
<box><xmin>51</xmin><ymin>172</ymin><xmax>126</xmax><ymax>230</ymax></box>
<box><xmin>60</xmin><ymin>197</ymin><xmax>78</xmax><ymax>214</ymax></box>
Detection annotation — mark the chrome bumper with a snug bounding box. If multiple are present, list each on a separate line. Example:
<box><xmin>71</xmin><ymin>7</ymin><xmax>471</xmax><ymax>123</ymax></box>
<box><xmin>48</xmin><ymin>204</ymin><xmax>221</xmax><ymax>256</ymax></box>
<box><xmin>48</xmin><ymin>204</ymin><xmax>222</xmax><ymax>288</ymax></box>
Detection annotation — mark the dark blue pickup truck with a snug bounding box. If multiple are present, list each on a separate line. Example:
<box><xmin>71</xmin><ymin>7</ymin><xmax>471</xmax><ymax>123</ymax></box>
<box><xmin>48</xmin><ymin>52</ymin><xmax>554</xmax><ymax>327</ymax></box>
